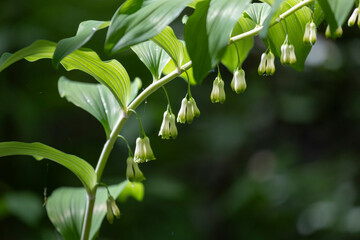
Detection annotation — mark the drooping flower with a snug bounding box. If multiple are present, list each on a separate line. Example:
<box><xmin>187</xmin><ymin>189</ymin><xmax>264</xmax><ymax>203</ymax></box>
<box><xmin>258</xmin><ymin>53</ymin><xmax>267</xmax><ymax>75</ymax></box>
<box><xmin>126</xmin><ymin>156</ymin><xmax>145</xmax><ymax>182</ymax></box>
<box><xmin>159</xmin><ymin>110</ymin><xmax>178</xmax><ymax>139</ymax></box>
<box><xmin>280</xmin><ymin>35</ymin><xmax>296</xmax><ymax>65</ymax></box>
<box><xmin>348</xmin><ymin>8</ymin><xmax>360</xmax><ymax>27</ymax></box>
<box><xmin>106</xmin><ymin>196</ymin><xmax>120</xmax><ymax>224</ymax></box>
<box><xmin>134</xmin><ymin>136</ymin><xmax>156</xmax><ymax>163</ymax></box>
<box><xmin>211</xmin><ymin>76</ymin><xmax>226</xmax><ymax>104</ymax></box>
<box><xmin>325</xmin><ymin>25</ymin><xmax>343</xmax><ymax>39</ymax></box>
<box><xmin>177</xmin><ymin>98</ymin><xmax>187</xmax><ymax>123</ymax></box>
<box><xmin>189</xmin><ymin>97</ymin><xmax>200</xmax><ymax>118</ymax></box>
<box><xmin>177</xmin><ymin>97</ymin><xmax>200</xmax><ymax>124</ymax></box>
<box><xmin>186</xmin><ymin>99</ymin><xmax>195</xmax><ymax>124</ymax></box>
<box><xmin>231</xmin><ymin>68</ymin><xmax>246</xmax><ymax>94</ymax></box>
<box><xmin>265</xmin><ymin>51</ymin><xmax>275</xmax><ymax>75</ymax></box>
<box><xmin>169</xmin><ymin>113</ymin><xmax>178</xmax><ymax>138</ymax></box>
<box><xmin>303</xmin><ymin>21</ymin><xmax>317</xmax><ymax>45</ymax></box>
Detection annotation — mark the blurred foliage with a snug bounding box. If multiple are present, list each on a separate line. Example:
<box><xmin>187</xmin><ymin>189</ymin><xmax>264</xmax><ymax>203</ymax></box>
<box><xmin>1</xmin><ymin>1</ymin><xmax>360</xmax><ymax>240</ymax></box>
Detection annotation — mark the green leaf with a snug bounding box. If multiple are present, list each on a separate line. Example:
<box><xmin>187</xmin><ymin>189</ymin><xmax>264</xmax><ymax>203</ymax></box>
<box><xmin>184</xmin><ymin>0</ymin><xmax>251</xmax><ymax>83</ymax></box>
<box><xmin>318</xmin><ymin>0</ymin><xmax>355</xmax><ymax>32</ymax></box>
<box><xmin>259</xmin><ymin>0</ymin><xmax>285</xmax><ymax>38</ymax></box>
<box><xmin>53</xmin><ymin>20</ymin><xmax>110</xmax><ymax>68</ymax></box>
<box><xmin>105</xmin><ymin>0</ymin><xmax>193</xmax><ymax>54</ymax></box>
<box><xmin>129</xmin><ymin>77</ymin><xmax>142</xmax><ymax>103</ymax></box>
<box><xmin>0</xmin><ymin>40</ymin><xmax>131</xmax><ymax>108</ymax></box>
<box><xmin>244</xmin><ymin>3</ymin><xmax>271</xmax><ymax>26</ymax></box>
<box><xmin>46</xmin><ymin>181</ymin><xmax>142</xmax><ymax>240</ymax></box>
<box><xmin>265</xmin><ymin>0</ymin><xmax>313</xmax><ymax>71</ymax></box>
<box><xmin>131</xmin><ymin>40</ymin><xmax>171</xmax><ymax>81</ymax></box>
<box><xmin>118</xmin><ymin>182</ymin><xmax>145</xmax><ymax>202</ymax></box>
<box><xmin>313</xmin><ymin>1</ymin><xmax>325</xmax><ymax>26</ymax></box>
<box><xmin>221</xmin><ymin>16</ymin><xmax>255</xmax><ymax>73</ymax></box>
<box><xmin>58</xmin><ymin>76</ymin><xmax>121</xmax><ymax>139</ymax></box>
<box><xmin>188</xmin><ymin>0</ymin><xmax>207</xmax><ymax>8</ymax></box>
<box><xmin>0</xmin><ymin>142</ymin><xmax>96</xmax><ymax>191</ymax></box>
<box><xmin>260</xmin><ymin>0</ymin><xmax>274</xmax><ymax>5</ymax></box>
<box><xmin>151</xmin><ymin>26</ymin><xmax>184</xmax><ymax>70</ymax></box>
<box><xmin>162</xmin><ymin>41</ymin><xmax>197</xmax><ymax>85</ymax></box>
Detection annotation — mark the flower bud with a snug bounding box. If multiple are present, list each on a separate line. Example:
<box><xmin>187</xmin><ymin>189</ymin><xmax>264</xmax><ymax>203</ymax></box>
<box><xmin>189</xmin><ymin>97</ymin><xmax>200</xmax><ymax>117</ymax></box>
<box><xmin>133</xmin><ymin>162</ymin><xmax>146</xmax><ymax>182</ymax></box>
<box><xmin>265</xmin><ymin>51</ymin><xmax>275</xmax><ymax>75</ymax></box>
<box><xmin>126</xmin><ymin>156</ymin><xmax>135</xmax><ymax>182</ymax></box>
<box><xmin>106</xmin><ymin>198</ymin><xmax>114</xmax><ymax>224</ymax></box>
<box><xmin>134</xmin><ymin>136</ymin><xmax>155</xmax><ymax>163</ymax></box>
<box><xmin>169</xmin><ymin>113</ymin><xmax>178</xmax><ymax>138</ymax></box>
<box><xmin>211</xmin><ymin>77</ymin><xmax>225</xmax><ymax>104</ymax></box>
<box><xmin>309</xmin><ymin>22</ymin><xmax>317</xmax><ymax>45</ymax></box>
<box><xmin>109</xmin><ymin>196</ymin><xmax>120</xmax><ymax>219</ymax></box>
<box><xmin>159</xmin><ymin>111</ymin><xmax>171</xmax><ymax>139</ymax></box>
<box><xmin>231</xmin><ymin>68</ymin><xmax>246</xmax><ymax>94</ymax></box>
<box><xmin>303</xmin><ymin>22</ymin><xmax>311</xmax><ymax>44</ymax></box>
<box><xmin>142</xmin><ymin>136</ymin><xmax>155</xmax><ymax>162</ymax></box>
<box><xmin>186</xmin><ymin>100</ymin><xmax>195</xmax><ymax>124</ymax></box>
<box><xmin>177</xmin><ymin>98</ymin><xmax>187</xmax><ymax>124</ymax></box>
<box><xmin>288</xmin><ymin>45</ymin><xmax>297</xmax><ymax>64</ymax></box>
<box><xmin>258</xmin><ymin>53</ymin><xmax>267</xmax><ymax>75</ymax></box>
<box><xmin>326</xmin><ymin>25</ymin><xmax>343</xmax><ymax>39</ymax></box>
<box><xmin>348</xmin><ymin>8</ymin><xmax>358</xmax><ymax>27</ymax></box>
<box><xmin>280</xmin><ymin>43</ymin><xmax>290</xmax><ymax>65</ymax></box>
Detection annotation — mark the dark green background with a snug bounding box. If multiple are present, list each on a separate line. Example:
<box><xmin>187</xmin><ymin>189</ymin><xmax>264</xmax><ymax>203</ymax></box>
<box><xmin>1</xmin><ymin>1</ymin><xmax>360</xmax><ymax>239</ymax></box>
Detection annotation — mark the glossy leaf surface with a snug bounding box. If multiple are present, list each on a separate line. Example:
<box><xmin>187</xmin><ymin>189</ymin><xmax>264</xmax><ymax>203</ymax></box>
<box><xmin>131</xmin><ymin>40</ymin><xmax>171</xmax><ymax>80</ymax></box>
<box><xmin>0</xmin><ymin>40</ymin><xmax>130</xmax><ymax>108</ymax></box>
<box><xmin>105</xmin><ymin>0</ymin><xmax>193</xmax><ymax>54</ymax></box>
<box><xmin>185</xmin><ymin>0</ymin><xmax>251</xmax><ymax>83</ymax></box>
<box><xmin>53</xmin><ymin>20</ymin><xmax>110</xmax><ymax>68</ymax></box>
<box><xmin>0</xmin><ymin>142</ymin><xmax>96</xmax><ymax>190</ymax></box>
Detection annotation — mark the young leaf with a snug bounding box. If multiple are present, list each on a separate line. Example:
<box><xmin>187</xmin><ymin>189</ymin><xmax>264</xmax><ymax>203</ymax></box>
<box><xmin>221</xmin><ymin>16</ymin><xmax>256</xmax><ymax>73</ymax></box>
<box><xmin>318</xmin><ymin>0</ymin><xmax>355</xmax><ymax>33</ymax></box>
<box><xmin>184</xmin><ymin>0</ymin><xmax>251</xmax><ymax>83</ymax></box>
<box><xmin>53</xmin><ymin>20</ymin><xmax>110</xmax><ymax>68</ymax></box>
<box><xmin>131</xmin><ymin>40</ymin><xmax>171</xmax><ymax>81</ymax></box>
<box><xmin>244</xmin><ymin>3</ymin><xmax>271</xmax><ymax>26</ymax></box>
<box><xmin>105</xmin><ymin>0</ymin><xmax>193</xmax><ymax>54</ymax></box>
<box><xmin>0</xmin><ymin>142</ymin><xmax>96</xmax><ymax>191</ymax></box>
<box><xmin>265</xmin><ymin>0</ymin><xmax>313</xmax><ymax>71</ymax></box>
<box><xmin>46</xmin><ymin>181</ymin><xmax>142</xmax><ymax>240</ymax></box>
<box><xmin>162</xmin><ymin>41</ymin><xmax>197</xmax><ymax>85</ymax></box>
<box><xmin>0</xmin><ymin>40</ymin><xmax>131</xmax><ymax>108</ymax></box>
<box><xmin>151</xmin><ymin>26</ymin><xmax>184</xmax><ymax>70</ymax></box>
<box><xmin>58</xmin><ymin>76</ymin><xmax>121</xmax><ymax>139</ymax></box>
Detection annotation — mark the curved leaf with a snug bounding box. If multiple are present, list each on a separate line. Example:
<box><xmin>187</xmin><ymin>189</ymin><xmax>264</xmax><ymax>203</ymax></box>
<box><xmin>184</xmin><ymin>0</ymin><xmax>251</xmax><ymax>83</ymax></box>
<box><xmin>131</xmin><ymin>40</ymin><xmax>171</xmax><ymax>81</ymax></box>
<box><xmin>46</xmin><ymin>181</ymin><xmax>142</xmax><ymax>240</ymax></box>
<box><xmin>53</xmin><ymin>20</ymin><xmax>110</xmax><ymax>68</ymax></box>
<box><xmin>259</xmin><ymin>0</ymin><xmax>285</xmax><ymax>38</ymax></box>
<box><xmin>0</xmin><ymin>40</ymin><xmax>131</xmax><ymax>108</ymax></box>
<box><xmin>0</xmin><ymin>142</ymin><xmax>96</xmax><ymax>190</ymax></box>
<box><xmin>222</xmin><ymin>16</ymin><xmax>256</xmax><ymax>73</ymax></box>
<box><xmin>58</xmin><ymin>76</ymin><xmax>121</xmax><ymax>139</ymax></box>
<box><xmin>188</xmin><ymin>0</ymin><xmax>207</xmax><ymax>8</ymax></box>
<box><xmin>265</xmin><ymin>0</ymin><xmax>313</xmax><ymax>71</ymax></box>
<box><xmin>313</xmin><ymin>1</ymin><xmax>325</xmax><ymax>26</ymax></box>
<box><xmin>318</xmin><ymin>0</ymin><xmax>355</xmax><ymax>32</ymax></box>
<box><xmin>129</xmin><ymin>77</ymin><xmax>142</xmax><ymax>103</ymax></box>
<box><xmin>244</xmin><ymin>3</ymin><xmax>271</xmax><ymax>26</ymax></box>
<box><xmin>151</xmin><ymin>26</ymin><xmax>184</xmax><ymax>70</ymax></box>
<box><xmin>105</xmin><ymin>0</ymin><xmax>193</xmax><ymax>54</ymax></box>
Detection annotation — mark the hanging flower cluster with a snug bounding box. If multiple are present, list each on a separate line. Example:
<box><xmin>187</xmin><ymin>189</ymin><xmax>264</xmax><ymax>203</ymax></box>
<box><xmin>231</xmin><ymin>68</ymin><xmax>247</xmax><ymax>94</ymax></box>
<box><xmin>258</xmin><ymin>51</ymin><xmax>275</xmax><ymax>76</ymax></box>
<box><xmin>325</xmin><ymin>25</ymin><xmax>343</xmax><ymax>39</ymax></box>
<box><xmin>126</xmin><ymin>156</ymin><xmax>146</xmax><ymax>182</ymax></box>
<box><xmin>134</xmin><ymin>136</ymin><xmax>156</xmax><ymax>163</ymax></box>
<box><xmin>303</xmin><ymin>21</ymin><xmax>317</xmax><ymax>45</ymax></box>
<box><xmin>106</xmin><ymin>195</ymin><xmax>121</xmax><ymax>224</ymax></box>
<box><xmin>211</xmin><ymin>75</ymin><xmax>226</xmax><ymax>103</ymax></box>
<box><xmin>280</xmin><ymin>35</ymin><xmax>297</xmax><ymax>65</ymax></box>
<box><xmin>177</xmin><ymin>96</ymin><xmax>200</xmax><ymax>124</ymax></box>
<box><xmin>159</xmin><ymin>109</ymin><xmax>178</xmax><ymax>139</ymax></box>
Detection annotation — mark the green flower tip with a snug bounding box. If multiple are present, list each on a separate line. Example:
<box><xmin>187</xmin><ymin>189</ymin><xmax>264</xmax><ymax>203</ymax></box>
<box><xmin>325</xmin><ymin>25</ymin><xmax>343</xmax><ymax>39</ymax></box>
<box><xmin>231</xmin><ymin>68</ymin><xmax>247</xmax><ymax>94</ymax></box>
<box><xmin>348</xmin><ymin>8</ymin><xmax>360</xmax><ymax>28</ymax></box>
<box><xmin>258</xmin><ymin>52</ymin><xmax>276</xmax><ymax>76</ymax></box>
<box><xmin>106</xmin><ymin>196</ymin><xmax>120</xmax><ymax>224</ymax></box>
<box><xmin>303</xmin><ymin>21</ymin><xmax>317</xmax><ymax>45</ymax></box>
<box><xmin>159</xmin><ymin>110</ymin><xmax>178</xmax><ymax>139</ymax></box>
<box><xmin>134</xmin><ymin>136</ymin><xmax>155</xmax><ymax>163</ymax></box>
<box><xmin>126</xmin><ymin>156</ymin><xmax>146</xmax><ymax>182</ymax></box>
<box><xmin>210</xmin><ymin>76</ymin><xmax>226</xmax><ymax>104</ymax></box>
<box><xmin>280</xmin><ymin>36</ymin><xmax>296</xmax><ymax>65</ymax></box>
<box><xmin>177</xmin><ymin>97</ymin><xmax>200</xmax><ymax>124</ymax></box>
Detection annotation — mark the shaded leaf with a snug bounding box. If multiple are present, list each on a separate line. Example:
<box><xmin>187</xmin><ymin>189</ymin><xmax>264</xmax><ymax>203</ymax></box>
<box><xmin>244</xmin><ymin>3</ymin><xmax>271</xmax><ymax>26</ymax></box>
<box><xmin>222</xmin><ymin>16</ymin><xmax>256</xmax><ymax>73</ymax></box>
<box><xmin>188</xmin><ymin>0</ymin><xmax>207</xmax><ymax>8</ymax></box>
<box><xmin>53</xmin><ymin>20</ymin><xmax>110</xmax><ymax>68</ymax></box>
<box><xmin>313</xmin><ymin>1</ymin><xmax>325</xmax><ymax>26</ymax></box>
<box><xmin>0</xmin><ymin>40</ymin><xmax>131</xmax><ymax>108</ymax></box>
<box><xmin>152</xmin><ymin>26</ymin><xmax>184</xmax><ymax>70</ymax></box>
<box><xmin>0</xmin><ymin>142</ymin><xmax>96</xmax><ymax>190</ymax></box>
<box><xmin>318</xmin><ymin>0</ymin><xmax>355</xmax><ymax>32</ymax></box>
<box><xmin>105</xmin><ymin>0</ymin><xmax>193</xmax><ymax>54</ymax></box>
<box><xmin>259</xmin><ymin>0</ymin><xmax>285</xmax><ymax>38</ymax></box>
<box><xmin>184</xmin><ymin>0</ymin><xmax>251</xmax><ymax>83</ymax></box>
<box><xmin>129</xmin><ymin>77</ymin><xmax>142</xmax><ymax>103</ymax></box>
<box><xmin>46</xmin><ymin>181</ymin><xmax>140</xmax><ymax>240</ymax></box>
<box><xmin>265</xmin><ymin>0</ymin><xmax>313</xmax><ymax>71</ymax></box>
<box><xmin>131</xmin><ymin>40</ymin><xmax>171</xmax><ymax>80</ymax></box>
<box><xmin>58</xmin><ymin>76</ymin><xmax>121</xmax><ymax>139</ymax></box>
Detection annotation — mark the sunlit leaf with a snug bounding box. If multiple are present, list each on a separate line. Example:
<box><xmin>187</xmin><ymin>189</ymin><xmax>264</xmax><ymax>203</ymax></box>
<box><xmin>58</xmin><ymin>76</ymin><xmax>121</xmax><ymax>139</ymax></box>
<box><xmin>265</xmin><ymin>0</ymin><xmax>313</xmax><ymax>71</ymax></box>
<box><xmin>318</xmin><ymin>0</ymin><xmax>355</xmax><ymax>33</ymax></box>
<box><xmin>0</xmin><ymin>40</ymin><xmax>131</xmax><ymax>108</ymax></box>
<box><xmin>184</xmin><ymin>0</ymin><xmax>251</xmax><ymax>83</ymax></box>
<box><xmin>46</xmin><ymin>181</ymin><xmax>142</xmax><ymax>240</ymax></box>
<box><xmin>244</xmin><ymin>3</ymin><xmax>271</xmax><ymax>26</ymax></box>
<box><xmin>105</xmin><ymin>0</ymin><xmax>193</xmax><ymax>54</ymax></box>
<box><xmin>131</xmin><ymin>40</ymin><xmax>171</xmax><ymax>81</ymax></box>
<box><xmin>152</xmin><ymin>26</ymin><xmax>184</xmax><ymax>70</ymax></box>
<box><xmin>118</xmin><ymin>182</ymin><xmax>145</xmax><ymax>202</ymax></box>
<box><xmin>260</xmin><ymin>0</ymin><xmax>274</xmax><ymax>5</ymax></box>
<box><xmin>0</xmin><ymin>142</ymin><xmax>96</xmax><ymax>190</ymax></box>
<box><xmin>313</xmin><ymin>1</ymin><xmax>325</xmax><ymax>26</ymax></box>
<box><xmin>259</xmin><ymin>0</ymin><xmax>285</xmax><ymax>38</ymax></box>
<box><xmin>188</xmin><ymin>0</ymin><xmax>207</xmax><ymax>8</ymax></box>
<box><xmin>221</xmin><ymin>16</ymin><xmax>256</xmax><ymax>73</ymax></box>
<box><xmin>129</xmin><ymin>77</ymin><xmax>142</xmax><ymax>103</ymax></box>
<box><xmin>53</xmin><ymin>20</ymin><xmax>110</xmax><ymax>68</ymax></box>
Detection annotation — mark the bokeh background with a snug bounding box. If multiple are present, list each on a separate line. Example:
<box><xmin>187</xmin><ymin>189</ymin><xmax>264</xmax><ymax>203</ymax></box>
<box><xmin>1</xmin><ymin>0</ymin><xmax>360</xmax><ymax>239</ymax></box>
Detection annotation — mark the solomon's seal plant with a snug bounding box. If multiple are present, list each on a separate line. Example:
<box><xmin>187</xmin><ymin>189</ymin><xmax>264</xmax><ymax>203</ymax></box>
<box><xmin>1</xmin><ymin>0</ymin><xmax>359</xmax><ymax>239</ymax></box>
